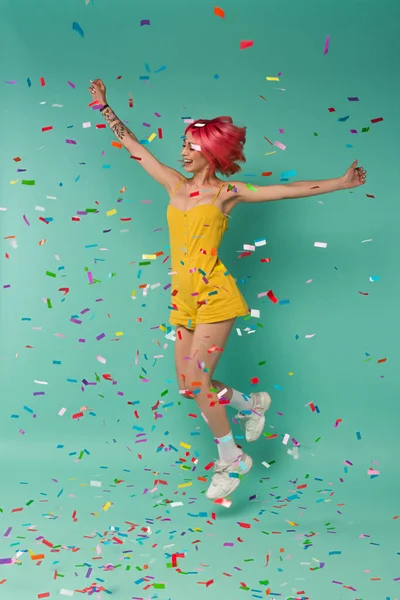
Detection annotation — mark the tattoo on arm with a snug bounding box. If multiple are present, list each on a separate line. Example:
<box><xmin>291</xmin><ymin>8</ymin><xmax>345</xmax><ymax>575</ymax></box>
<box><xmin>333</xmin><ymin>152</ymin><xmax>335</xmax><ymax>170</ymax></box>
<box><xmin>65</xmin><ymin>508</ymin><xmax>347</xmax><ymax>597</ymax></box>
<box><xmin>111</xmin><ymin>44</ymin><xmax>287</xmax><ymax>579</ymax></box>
<box><xmin>102</xmin><ymin>106</ymin><xmax>137</xmax><ymax>142</ymax></box>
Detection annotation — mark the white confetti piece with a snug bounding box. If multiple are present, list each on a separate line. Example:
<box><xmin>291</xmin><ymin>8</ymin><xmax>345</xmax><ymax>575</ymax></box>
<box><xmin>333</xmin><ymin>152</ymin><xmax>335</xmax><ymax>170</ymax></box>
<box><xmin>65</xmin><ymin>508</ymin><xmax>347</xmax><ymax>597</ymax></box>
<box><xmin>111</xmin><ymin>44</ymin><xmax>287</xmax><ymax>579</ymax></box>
<box><xmin>34</xmin><ymin>380</ymin><xmax>48</xmax><ymax>385</ymax></box>
<box><xmin>96</xmin><ymin>355</ymin><xmax>106</xmax><ymax>364</ymax></box>
<box><xmin>254</xmin><ymin>238</ymin><xmax>266</xmax><ymax>247</ymax></box>
<box><xmin>314</xmin><ymin>241</ymin><xmax>327</xmax><ymax>248</ymax></box>
<box><xmin>58</xmin><ymin>407</ymin><xmax>67</xmax><ymax>416</ymax></box>
<box><xmin>35</xmin><ymin>206</ymin><xmax>45</xmax><ymax>211</ymax></box>
<box><xmin>60</xmin><ymin>590</ymin><xmax>74</xmax><ymax>597</ymax></box>
<box><xmin>170</xmin><ymin>502</ymin><xmax>183</xmax><ymax>508</ymax></box>
<box><xmin>250</xmin><ymin>309</ymin><xmax>260</xmax><ymax>318</ymax></box>
<box><xmin>90</xmin><ymin>480</ymin><xmax>102</xmax><ymax>487</ymax></box>
<box><xmin>82</xmin><ymin>121</ymin><xmax>91</xmax><ymax>128</ymax></box>
<box><xmin>262</xmin><ymin>461</ymin><xmax>271</xmax><ymax>468</ymax></box>
<box><xmin>305</xmin><ymin>334</ymin><xmax>316</xmax><ymax>339</ymax></box>
<box><xmin>288</xmin><ymin>447</ymin><xmax>300</xmax><ymax>460</ymax></box>
<box><xmin>283</xmin><ymin>433</ymin><xmax>290</xmax><ymax>445</ymax></box>
<box><xmin>243</xmin><ymin>244</ymin><xmax>255</xmax><ymax>251</ymax></box>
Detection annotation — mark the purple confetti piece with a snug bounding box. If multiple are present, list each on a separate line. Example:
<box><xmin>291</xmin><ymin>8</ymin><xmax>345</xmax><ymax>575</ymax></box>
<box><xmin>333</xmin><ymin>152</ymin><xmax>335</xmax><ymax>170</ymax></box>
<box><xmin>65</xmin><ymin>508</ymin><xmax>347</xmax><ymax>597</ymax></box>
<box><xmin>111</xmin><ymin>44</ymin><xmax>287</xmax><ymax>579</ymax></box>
<box><xmin>141</xmin><ymin>19</ymin><xmax>150</xmax><ymax>26</ymax></box>
<box><xmin>23</xmin><ymin>214</ymin><xmax>30</xmax><ymax>226</ymax></box>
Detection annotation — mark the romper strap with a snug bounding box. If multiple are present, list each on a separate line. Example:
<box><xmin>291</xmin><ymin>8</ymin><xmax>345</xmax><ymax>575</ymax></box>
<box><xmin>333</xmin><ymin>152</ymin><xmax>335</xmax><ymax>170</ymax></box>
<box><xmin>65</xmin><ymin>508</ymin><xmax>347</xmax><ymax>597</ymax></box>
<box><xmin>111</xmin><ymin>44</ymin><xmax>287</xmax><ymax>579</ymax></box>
<box><xmin>211</xmin><ymin>182</ymin><xmax>225</xmax><ymax>205</ymax></box>
<box><xmin>170</xmin><ymin>176</ymin><xmax>186</xmax><ymax>198</ymax></box>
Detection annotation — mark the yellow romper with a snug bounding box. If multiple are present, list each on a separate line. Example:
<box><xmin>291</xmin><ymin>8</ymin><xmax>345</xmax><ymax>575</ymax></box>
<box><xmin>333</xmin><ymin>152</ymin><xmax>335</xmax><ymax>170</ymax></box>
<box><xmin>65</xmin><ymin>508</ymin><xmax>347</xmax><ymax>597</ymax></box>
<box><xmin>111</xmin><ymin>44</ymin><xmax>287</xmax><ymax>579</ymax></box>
<box><xmin>167</xmin><ymin>177</ymin><xmax>249</xmax><ymax>331</ymax></box>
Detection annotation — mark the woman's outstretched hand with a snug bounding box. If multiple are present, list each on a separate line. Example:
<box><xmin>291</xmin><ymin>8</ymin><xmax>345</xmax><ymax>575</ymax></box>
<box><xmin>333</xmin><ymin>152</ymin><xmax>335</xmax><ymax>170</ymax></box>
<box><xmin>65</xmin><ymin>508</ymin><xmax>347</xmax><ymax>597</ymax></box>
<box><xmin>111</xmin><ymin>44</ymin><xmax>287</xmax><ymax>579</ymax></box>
<box><xmin>89</xmin><ymin>79</ymin><xmax>107</xmax><ymax>105</ymax></box>
<box><xmin>341</xmin><ymin>160</ymin><xmax>367</xmax><ymax>188</ymax></box>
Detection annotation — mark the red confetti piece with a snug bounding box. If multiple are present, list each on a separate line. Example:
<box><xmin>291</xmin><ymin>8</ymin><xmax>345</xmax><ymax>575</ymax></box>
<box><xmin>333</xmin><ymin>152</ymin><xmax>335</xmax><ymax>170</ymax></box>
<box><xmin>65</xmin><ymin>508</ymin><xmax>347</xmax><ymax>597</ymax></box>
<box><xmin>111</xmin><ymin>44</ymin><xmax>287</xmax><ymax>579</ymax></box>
<box><xmin>250</xmin><ymin>377</ymin><xmax>259</xmax><ymax>385</ymax></box>
<box><xmin>42</xmin><ymin>126</ymin><xmax>53</xmax><ymax>132</ymax></box>
<box><xmin>240</xmin><ymin>40</ymin><xmax>254</xmax><ymax>50</ymax></box>
<box><xmin>189</xmin><ymin>191</ymin><xmax>200</xmax><ymax>198</ymax></box>
<box><xmin>40</xmin><ymin>77</ymin><xmax>46</xmax><ymax>87</ymax></box>
<box><xmin>158</xmin><ymin>128</ymin><xmax>163</xmax><ymax>139</ymax></box>
<box><xmin>371</xmin><ymin>117</ymin><xmax>383</xmax><ymax>123</ymax></box>
<box><xmin>267</xmin><ymin>289</ymin><xmax>279</xmax><ymax>304</ymax></box>
<box><xmin>214</xmin><ymin>6</ymin><xmax>225</xmax><ymax>18</ymax></box>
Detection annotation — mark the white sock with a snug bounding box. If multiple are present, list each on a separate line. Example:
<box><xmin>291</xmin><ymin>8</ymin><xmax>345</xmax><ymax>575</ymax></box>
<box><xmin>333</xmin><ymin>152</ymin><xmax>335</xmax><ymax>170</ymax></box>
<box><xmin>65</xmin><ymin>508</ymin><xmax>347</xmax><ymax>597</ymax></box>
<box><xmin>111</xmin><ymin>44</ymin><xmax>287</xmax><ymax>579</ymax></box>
<box><xmin>215</xmin><ymin>431</ymin><xmax>241</xmax><ymax>462</ymax></box>
<box><xmin>229</xmin><ymin>389</ymin><xmax>254</xmax><ymax>413</ymax></box>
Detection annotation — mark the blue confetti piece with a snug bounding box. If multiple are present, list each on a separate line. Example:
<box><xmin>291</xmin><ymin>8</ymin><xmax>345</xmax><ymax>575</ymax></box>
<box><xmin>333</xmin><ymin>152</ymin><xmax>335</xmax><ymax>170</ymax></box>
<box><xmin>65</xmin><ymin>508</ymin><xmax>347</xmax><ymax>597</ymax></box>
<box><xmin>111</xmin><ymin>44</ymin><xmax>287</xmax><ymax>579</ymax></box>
<box><xmin>72</xmin><ymin>22</ymin><xmax>84</xmax><ymax>37</ymax></box>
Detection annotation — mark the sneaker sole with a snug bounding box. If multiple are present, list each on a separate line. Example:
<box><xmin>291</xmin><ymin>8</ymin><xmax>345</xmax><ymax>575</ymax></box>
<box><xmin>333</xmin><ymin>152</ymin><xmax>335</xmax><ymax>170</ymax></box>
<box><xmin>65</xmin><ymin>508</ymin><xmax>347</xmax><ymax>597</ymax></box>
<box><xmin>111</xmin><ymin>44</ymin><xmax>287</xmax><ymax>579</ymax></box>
<box><xmin>206</xmin><ymin>454</ymin><xmax>253</xmax><ymax>500</ymax></box>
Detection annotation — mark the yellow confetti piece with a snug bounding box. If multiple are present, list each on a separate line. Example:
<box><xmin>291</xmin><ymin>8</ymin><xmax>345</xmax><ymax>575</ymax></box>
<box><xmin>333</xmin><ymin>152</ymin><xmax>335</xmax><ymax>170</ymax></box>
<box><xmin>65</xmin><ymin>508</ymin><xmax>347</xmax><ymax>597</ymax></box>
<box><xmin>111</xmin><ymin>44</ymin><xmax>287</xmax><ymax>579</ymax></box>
<box><xmin>142</xmin><ymin>254</ymin><xmax>157</xmax><ymax>260</ymax></box>
<box><xmin>148</xmin><ymin>133</ymin><xmax>156</xmax><ymax>142</ymax></box>
<box><xmin>159</xmin><ymin>325</ymin><xmax>167</xmax><ymax>332</ymax></box>
<box><xmin>131</xmin><ymin>290</ymin><xmax>136</xmax><ymax>298</ymax></box>
<box><xmin>178</xmin><ymin>482</ymin><xmax>192</xmax><ymax>488</ymax></box>
<box><xmin>266</xmin><ymin>76</ymin><xmax>279</xmax><ymax>81</ymax></box>
<box><xmin>106</xmin><ymin>208</ymin><xmax>117</xmax><ymax>217</ymax></box>
<box><xmin>10</xmin><ymin>180</ymin><xmax>19</xmax><ymax>185</ymax></box>
<box><xmin>103</xmin><ymin>501</ymin><xmax>112</xmax><ymax>511</ymax></box>
<box><xmin>180</xmin><ymin>442</ymin><xmax>191</xmax><ymax>449</ymax></box>
<box><xmin>115</xmin><ymin>331</ymin><xmax>124</xmax><ymax>336</ymax></box>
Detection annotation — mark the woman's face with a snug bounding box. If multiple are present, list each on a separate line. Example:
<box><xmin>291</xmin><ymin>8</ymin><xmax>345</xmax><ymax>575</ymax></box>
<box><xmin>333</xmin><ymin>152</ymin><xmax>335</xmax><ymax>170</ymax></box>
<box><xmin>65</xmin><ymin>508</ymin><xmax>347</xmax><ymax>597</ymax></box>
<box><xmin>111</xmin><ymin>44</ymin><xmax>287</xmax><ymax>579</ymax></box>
<box><xmin>181</xmin><ymin>131</ymin><xmax>210</xmax><ymax>174</ymax></box>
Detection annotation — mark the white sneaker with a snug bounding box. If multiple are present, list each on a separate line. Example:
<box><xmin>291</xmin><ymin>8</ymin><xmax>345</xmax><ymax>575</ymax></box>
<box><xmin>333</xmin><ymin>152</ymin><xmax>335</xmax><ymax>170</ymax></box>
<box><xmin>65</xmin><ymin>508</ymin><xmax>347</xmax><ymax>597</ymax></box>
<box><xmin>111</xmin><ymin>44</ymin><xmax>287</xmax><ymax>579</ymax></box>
<box><xmin>205</xmin><ymin>452</ymin><xmax>253</xmax><ymax>500</ymax></box>
<box><xmin>237</xmin><ymin>392</ymin><xmax>271</xmax><ymax>442</ymax></box>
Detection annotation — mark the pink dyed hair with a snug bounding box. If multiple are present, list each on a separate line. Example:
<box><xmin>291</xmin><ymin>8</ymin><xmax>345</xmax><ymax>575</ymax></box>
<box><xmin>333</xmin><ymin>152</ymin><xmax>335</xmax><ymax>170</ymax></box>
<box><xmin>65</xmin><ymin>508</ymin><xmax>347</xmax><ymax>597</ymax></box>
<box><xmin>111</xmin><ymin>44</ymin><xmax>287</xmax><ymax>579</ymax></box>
<box><xmin>184</xmin><ymin>116</ymin><xmax>247</xmax><ymax>176</ymax></box>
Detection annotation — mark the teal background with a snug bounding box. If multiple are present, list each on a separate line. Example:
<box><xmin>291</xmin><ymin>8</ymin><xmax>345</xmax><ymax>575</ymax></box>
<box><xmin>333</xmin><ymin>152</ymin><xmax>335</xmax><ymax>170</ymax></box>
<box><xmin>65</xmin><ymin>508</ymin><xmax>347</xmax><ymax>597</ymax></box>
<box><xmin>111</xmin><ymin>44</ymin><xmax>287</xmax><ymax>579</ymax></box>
<box><xmin>0</xmin><ymin>0</ymin><xmax>399</xmax><ymax>598</ymax></box>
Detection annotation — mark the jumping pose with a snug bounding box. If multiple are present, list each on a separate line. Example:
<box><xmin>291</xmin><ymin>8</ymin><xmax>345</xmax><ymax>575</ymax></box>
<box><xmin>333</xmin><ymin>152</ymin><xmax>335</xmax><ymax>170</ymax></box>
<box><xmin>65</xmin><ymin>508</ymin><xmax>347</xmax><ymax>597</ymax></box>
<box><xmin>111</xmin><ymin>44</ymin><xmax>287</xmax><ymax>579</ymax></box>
<box><xmin>89</xmin><ymin>79</ymin><xmax>367</xmax><ymax>500</ymax></box>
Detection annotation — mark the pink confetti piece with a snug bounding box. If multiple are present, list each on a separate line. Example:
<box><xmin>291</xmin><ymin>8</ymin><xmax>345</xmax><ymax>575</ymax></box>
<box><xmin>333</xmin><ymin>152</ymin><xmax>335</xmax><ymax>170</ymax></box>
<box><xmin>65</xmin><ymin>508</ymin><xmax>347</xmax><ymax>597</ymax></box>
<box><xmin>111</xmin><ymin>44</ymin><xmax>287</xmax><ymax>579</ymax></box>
<box><xmin>324</xmin><ymin>34</ymin><xmax>331</xmax><ymax>55</ymax></box>
<box><xmin>273</xmin><ymin>140</ymin><xmax>286</xmax><ymax>151</ymax></box>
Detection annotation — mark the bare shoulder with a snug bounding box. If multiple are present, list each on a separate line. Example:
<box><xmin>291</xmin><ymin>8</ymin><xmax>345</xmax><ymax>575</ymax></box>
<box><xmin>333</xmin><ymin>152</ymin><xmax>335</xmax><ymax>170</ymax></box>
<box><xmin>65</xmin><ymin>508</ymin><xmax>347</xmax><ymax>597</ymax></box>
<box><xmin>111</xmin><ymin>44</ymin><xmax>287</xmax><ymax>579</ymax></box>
<box><xmin>220</xmin><ymin>180</ymin><xmax>243</xmax><ymax>214</ymax></box>
<box><xmin>163</xmin><ymin>168</ymin><xmax>185</xmax><ymax>195</ymax></box>
<box><xmin>224</xmin><ymin>180</ymin><xmax>248</xmax><ymax>202</ymax></box>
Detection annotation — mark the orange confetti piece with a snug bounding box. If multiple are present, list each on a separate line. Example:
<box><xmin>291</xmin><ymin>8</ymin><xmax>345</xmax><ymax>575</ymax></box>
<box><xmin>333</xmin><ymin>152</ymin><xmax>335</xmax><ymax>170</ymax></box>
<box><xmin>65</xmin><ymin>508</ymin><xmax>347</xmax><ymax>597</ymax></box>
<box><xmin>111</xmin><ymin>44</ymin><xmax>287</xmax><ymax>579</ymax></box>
<box><xmin>214</xmin><ymin>6</ymin><xmax>225</xmax><ymax>17</ymax></box>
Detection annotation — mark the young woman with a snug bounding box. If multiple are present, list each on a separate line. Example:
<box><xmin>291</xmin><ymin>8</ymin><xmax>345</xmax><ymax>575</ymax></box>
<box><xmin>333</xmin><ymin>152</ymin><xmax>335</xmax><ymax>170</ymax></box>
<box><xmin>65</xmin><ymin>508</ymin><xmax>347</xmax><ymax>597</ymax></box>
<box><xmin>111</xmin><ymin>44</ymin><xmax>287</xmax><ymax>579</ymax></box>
<box><xmin>89</xmin><ymin>79</ymin><xmax>367</xmax><ymax>501</ymax></box>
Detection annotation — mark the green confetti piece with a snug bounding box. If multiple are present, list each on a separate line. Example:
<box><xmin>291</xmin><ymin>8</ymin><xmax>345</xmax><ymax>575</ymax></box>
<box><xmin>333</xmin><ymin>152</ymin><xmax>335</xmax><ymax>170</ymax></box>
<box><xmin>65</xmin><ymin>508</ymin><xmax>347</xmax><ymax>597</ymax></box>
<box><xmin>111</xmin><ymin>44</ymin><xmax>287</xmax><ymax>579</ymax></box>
<box><xmin>139</xmin><ymin>261</ymin><xmax>151</xmax><ymax>266</ymax></box>
<box><xmin>26</xmin><ymin>500</ymin><xmax>34</xmax><ymax>506</ymax></box>
<box><xmin>46</xmin><ymin>271</ymin><xmax>56</xmax><ymax>278</ymax></box>
<box><xmin>21</xmin><ymin>180</ymin><xmax>35</xmax><ymax>186</ymax></box>
<box><xmin>153</xmin><ymin>583</ymin><xmax>165</xmax><ymax>589</ymax></box>
<box><xmin>246</xmin><ymin>183</ymin><xmax>257</xmax><ymax>191</ymax></box>
<box><xmin>161</xmin><ymin>389</ymin><xmax>168</xmax><ymax>397</ymax></box>
<box><xmin>46</xmin><ymin>298</ymin><xmax>52</xmax><ymax>308</ymax></box>
<box><xmin>315</xmin><ymin>437</ymin><xmax>321</xmax><ymax>442</ymax></box>
<box><xmin>258</xmin><ymin>360</ymin><xmax>266</xmax><ymax>366</ymax></box>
